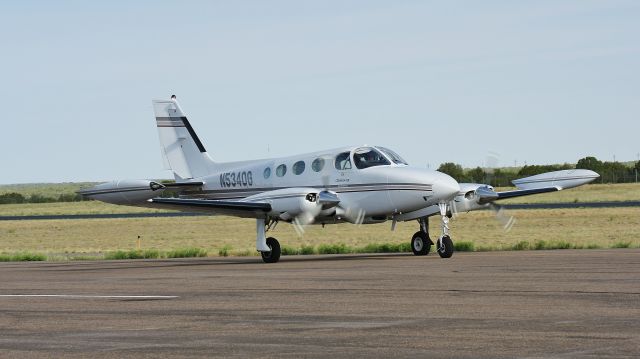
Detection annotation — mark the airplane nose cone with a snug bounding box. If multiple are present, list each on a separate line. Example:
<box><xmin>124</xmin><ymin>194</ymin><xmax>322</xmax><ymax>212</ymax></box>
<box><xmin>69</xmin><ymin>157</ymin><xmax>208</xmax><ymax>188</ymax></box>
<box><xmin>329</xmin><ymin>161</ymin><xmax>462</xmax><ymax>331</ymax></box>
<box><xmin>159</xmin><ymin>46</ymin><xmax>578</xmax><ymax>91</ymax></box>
<box><xmin>433</xmin><ymin>172</ymin><xmax>460</xmax><ymax>201</ymax></box>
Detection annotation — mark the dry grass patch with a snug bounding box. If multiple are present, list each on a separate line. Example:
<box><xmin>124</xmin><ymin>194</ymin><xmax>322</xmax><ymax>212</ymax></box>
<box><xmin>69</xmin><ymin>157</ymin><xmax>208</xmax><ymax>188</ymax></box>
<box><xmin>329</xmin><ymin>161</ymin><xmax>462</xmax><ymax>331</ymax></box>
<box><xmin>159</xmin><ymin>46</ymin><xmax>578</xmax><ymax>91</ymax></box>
<box><xmin>0</xmin><ymin>207</ymin><xmax>638</xmax><ymax>257</ymax></box>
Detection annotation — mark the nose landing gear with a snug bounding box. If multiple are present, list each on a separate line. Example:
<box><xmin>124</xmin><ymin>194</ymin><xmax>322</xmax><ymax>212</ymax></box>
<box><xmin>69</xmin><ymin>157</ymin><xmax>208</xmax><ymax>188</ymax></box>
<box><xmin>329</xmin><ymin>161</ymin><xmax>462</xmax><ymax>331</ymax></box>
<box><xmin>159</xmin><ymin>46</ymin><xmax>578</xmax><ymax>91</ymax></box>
<box><xmin>410</xmin><ymin>204</ymin><xmax>455</xmax><ymax>259</ymax></box>
<box><xmin>436</xmin><ymin>202</ymin><xmax>454</xmax><ymax>258</ymax></box>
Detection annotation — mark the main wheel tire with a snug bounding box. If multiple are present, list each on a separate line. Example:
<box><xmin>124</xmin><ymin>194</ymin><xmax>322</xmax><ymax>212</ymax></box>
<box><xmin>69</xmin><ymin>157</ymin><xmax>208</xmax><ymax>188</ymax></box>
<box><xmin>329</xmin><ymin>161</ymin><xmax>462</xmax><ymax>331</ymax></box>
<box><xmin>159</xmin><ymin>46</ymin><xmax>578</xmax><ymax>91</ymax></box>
<box><xmin>437</xmin><ymin>235</ymin><xmax>454</xmax><ymax>258</ymax></box>
<box><xmin>411</xmin><ymin>231</ymin><xmax>431</xmax><ymax>256</ymax></box>
<box><xmin>261</xmin><ymin>237</ymin><xmax>281</xmax><ymax>263</ymax></box>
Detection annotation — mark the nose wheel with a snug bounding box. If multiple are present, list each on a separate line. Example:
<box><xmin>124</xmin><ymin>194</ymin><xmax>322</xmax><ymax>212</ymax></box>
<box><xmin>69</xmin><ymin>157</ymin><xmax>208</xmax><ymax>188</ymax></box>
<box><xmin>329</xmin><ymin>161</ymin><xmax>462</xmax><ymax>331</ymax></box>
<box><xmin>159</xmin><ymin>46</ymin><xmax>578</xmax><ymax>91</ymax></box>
<box><xmin>436</xmin><ymin>202</ymin><xmax>455</xmax><ymax>259</ymax></box>
<box><xmin>437</xmin><ymin>235</ymin><xmax>454</xmax><ymax>258</ymax></box>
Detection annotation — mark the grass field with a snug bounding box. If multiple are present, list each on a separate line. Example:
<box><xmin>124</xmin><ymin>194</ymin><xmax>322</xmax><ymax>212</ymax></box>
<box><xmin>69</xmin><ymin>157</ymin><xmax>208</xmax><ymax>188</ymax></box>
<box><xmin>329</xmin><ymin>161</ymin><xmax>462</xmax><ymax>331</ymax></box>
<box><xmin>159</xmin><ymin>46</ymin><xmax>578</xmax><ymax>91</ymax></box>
<box><xmin>496</xmin><ymin>183</ymin><xmax>640</xmax><ymax>204</ymax></box>
<box><xmin>0</xmin><ymin>201</ymin><xmax>174</xmax><ymax>216</ymax></box>
<box><xmin>0</xmin><ymin>182</ymin><xmax>97</xmax><ymax>198</ymax></box>
<box><xmin>1</xmin><ymin>183</ymin><xmax>639</xmax><ymax>217</ymax></box>
<box><xmin>1</xmin><ymin>207</ymin><xmax>638</xmax><ymax>258</ymax></box>
<box><xmin>1</xmin><ymin>182</ymin><xmax>639</xmax><ymax>260</ymax></box>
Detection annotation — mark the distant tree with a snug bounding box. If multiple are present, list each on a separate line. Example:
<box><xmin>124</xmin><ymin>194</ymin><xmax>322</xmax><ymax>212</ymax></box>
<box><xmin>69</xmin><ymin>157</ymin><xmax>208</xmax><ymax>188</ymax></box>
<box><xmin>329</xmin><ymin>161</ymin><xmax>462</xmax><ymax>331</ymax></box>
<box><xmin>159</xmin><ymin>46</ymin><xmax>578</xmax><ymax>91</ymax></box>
<box><xmin>518</xmin><ymin>164</ymin><xmax>573</xmax><ymax>177</ymax></box>
<box><xmin>437</xmin><ymin>162</ymin><xmax>466</xmax><ymax>182</ymax></box>
<box><xmin>28</xmin><ymin>194</ymin><xmax>56</xmax><ymax>203</ymax></box>
<box><xmin>576</xmin><ymin>156</ymin><xmax>603</xmax><ymax>172</ymax></box>
<box><xmin>58</xmin><ymin>193</ymin><xmax>84</xmax><ymax>202</ymax></box>
<box><xmin>0</xmin><ymin>192</ymin><xmax>26</xmax><ymax>204</ymax></box>
<box><xmin>600</xmin><ymin>161</ymin><xmax>630</xmax><ymax>183</ymax></box>
<box><xmin>466</xmin><ymin>167</ymin><xmax>485</xmax><ymax>183</ymax></box>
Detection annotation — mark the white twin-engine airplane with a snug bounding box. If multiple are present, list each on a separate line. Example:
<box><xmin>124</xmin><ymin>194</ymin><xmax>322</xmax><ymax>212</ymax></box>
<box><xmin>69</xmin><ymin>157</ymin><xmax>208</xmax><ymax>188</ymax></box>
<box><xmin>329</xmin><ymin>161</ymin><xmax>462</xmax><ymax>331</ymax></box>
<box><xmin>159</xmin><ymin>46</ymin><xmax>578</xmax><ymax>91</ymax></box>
<box><xmin>80</xmin><ymin>96</ymin><xmax>600</xmax><ymax>263</ymax></box>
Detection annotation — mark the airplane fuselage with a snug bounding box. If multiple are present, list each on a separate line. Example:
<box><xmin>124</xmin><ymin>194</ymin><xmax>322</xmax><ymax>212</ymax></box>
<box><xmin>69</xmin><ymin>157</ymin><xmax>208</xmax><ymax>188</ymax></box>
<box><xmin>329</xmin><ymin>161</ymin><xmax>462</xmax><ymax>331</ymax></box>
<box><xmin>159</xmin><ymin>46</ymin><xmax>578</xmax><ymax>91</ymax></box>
<box><xmin>180</xmin><ymin>145</ymin><xmax>460</xmax><ymax>224</ymax></box>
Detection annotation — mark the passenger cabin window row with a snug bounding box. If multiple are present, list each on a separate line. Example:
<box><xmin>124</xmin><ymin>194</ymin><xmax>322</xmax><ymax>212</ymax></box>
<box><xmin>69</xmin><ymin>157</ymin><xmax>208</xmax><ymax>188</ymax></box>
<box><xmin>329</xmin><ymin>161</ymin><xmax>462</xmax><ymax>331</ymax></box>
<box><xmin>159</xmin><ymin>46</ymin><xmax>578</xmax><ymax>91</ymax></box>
<box><xmin>262</xmin><ymin>147</ymin><xmax>406</xmax><ymax>179</ymax></box>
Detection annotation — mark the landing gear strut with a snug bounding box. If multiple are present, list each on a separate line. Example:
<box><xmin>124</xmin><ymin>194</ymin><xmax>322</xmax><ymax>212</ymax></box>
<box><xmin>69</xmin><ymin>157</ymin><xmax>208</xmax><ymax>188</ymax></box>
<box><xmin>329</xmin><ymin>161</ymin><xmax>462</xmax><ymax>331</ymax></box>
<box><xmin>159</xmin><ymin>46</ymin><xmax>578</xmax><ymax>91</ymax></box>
<box><xmin>436</xmin><ymin>202</ymin><xmax>454</xmax><ymax>258</ymax></box>
<box><xmin>257</xmin><ymin>218</ymin><xmax>281</xmax><ymax>263</ymax></box>
<box><xmin>411</xmin><ymin>217</ymin><xmax>433</xmax><ymax>256</ymax></box>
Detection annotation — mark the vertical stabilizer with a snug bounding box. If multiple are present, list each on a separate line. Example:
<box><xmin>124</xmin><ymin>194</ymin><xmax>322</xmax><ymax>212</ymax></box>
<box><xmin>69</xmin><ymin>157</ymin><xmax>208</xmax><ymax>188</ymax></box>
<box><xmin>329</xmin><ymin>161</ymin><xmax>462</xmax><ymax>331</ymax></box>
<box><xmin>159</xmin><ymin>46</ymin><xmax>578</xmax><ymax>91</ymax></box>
<box><xmin>153</xmin><ymin>97</ymin><xmax>215</xmax><ymax>180</ymax></box>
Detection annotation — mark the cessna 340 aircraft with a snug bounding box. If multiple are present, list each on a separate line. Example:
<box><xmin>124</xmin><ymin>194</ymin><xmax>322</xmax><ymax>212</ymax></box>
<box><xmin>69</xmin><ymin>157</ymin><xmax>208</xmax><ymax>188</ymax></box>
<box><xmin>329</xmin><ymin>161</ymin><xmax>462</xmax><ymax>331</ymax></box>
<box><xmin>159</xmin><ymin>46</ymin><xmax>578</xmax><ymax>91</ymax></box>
<box><xmin>79</xmin><ymin>96</ymin><xmax>600</xmax><ymax>263</ymax></box>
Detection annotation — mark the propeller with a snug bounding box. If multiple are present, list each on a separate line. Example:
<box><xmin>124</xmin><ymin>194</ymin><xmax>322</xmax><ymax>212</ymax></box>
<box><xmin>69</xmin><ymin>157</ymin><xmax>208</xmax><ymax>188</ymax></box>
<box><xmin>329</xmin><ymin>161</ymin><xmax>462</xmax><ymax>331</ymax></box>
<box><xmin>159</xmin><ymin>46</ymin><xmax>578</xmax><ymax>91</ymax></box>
<box><xmin>292</xmin><ymin>156</ymin><xmax>341</xmax><ymax>236</ymax></box>
<box><xmin>483</xmin><ymin>151</ymin><xmax>500</xmax><ymax>184</ymax></box>
<box><xmin>474</xmin><ymin>185</ymin><xmax>516</xmax><ymax>232</ymax></box>
<box><xmin>489</xmin><ymin>203</ymin><xmax>516</xmax><ymax>232</ymax></box>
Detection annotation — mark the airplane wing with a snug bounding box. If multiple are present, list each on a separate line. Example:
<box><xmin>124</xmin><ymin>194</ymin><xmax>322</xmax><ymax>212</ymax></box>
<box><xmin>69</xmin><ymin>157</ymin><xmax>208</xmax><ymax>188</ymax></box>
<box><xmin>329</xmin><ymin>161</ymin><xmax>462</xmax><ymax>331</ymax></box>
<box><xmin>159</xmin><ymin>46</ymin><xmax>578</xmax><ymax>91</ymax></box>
<box><xmin>397</xmin><ymin>169</ymin><xmax>599</xmax><ymax>221</ymax></box>
<box><xmin>474</xmin><ymin>185</ymin><xmax>560</xmax><ymax>204</ymax></box>
<box><xmin>148</xmin><ymin>198</ymin><xmax>272</xmax><ymax>219</ymax></box>
<box><xmin>476</xmin><ymin>169</ymin><xmax>599</xmax><ymax>204</ymax></box>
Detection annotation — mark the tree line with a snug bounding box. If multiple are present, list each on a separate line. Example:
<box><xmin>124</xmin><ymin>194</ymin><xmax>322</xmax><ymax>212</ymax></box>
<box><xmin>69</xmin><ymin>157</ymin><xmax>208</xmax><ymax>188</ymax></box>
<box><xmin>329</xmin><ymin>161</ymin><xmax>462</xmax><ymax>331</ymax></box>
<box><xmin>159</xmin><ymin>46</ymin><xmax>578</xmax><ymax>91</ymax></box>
<box><xmin>0</xmin><ymin>192</ymin><xmax>85</xmax><ymax>205</ymax></box>
<box><xmin>1</xmin><ymin>156</ymin><xmax>638</xmax><ymax>204</ymax></box>
<box><xmin>438</xmin><ymin>156</ymin><xmax>640</xmax><ymax>187</ymax></box>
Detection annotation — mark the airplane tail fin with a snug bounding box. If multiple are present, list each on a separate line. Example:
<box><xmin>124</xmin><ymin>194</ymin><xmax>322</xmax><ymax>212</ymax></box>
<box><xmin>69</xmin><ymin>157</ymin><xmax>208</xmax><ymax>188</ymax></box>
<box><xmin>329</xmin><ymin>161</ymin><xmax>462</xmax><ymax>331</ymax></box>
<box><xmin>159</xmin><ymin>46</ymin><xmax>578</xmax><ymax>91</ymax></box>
<box><xmin>153</xmin><ymin>97</ymin><xmax>216</xmax><ymax>180</ymax></box>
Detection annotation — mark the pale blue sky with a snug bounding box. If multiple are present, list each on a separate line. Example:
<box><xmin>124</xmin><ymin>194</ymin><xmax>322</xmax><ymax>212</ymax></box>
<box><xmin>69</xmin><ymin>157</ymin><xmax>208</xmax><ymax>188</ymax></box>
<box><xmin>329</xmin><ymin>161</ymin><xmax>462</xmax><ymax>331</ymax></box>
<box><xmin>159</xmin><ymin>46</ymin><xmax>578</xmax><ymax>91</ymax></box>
<box><xmin>1</xmin><ymin>1</ymin><xmax>638</xmax><ymax>184</ymax></box>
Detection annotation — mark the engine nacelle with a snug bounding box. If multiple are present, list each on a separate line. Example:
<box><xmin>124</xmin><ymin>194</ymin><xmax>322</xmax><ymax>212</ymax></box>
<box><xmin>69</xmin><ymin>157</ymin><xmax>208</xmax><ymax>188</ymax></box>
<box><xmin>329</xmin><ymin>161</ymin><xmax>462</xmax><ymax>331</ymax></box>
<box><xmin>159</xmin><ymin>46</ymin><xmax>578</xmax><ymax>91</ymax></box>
<box><xmin>243</xmin><ymin>188</ymin><xmax>324</xmax><ymax>221</ymax></box>
<box><xmin>451</xmin><ymin>183</ymin><xmax>491</xmax><ymax>213</ymax></box>
<box><xmin>78</xmin><ymin>180</ymin><xmax>166</xmax><ymax>205</ymax></box>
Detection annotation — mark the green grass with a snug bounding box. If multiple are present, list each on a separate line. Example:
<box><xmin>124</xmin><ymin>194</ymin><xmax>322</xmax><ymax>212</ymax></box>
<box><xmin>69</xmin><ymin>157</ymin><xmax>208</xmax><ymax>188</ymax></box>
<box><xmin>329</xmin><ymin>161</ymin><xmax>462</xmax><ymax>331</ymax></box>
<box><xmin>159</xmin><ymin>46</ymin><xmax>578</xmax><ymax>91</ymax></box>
<box><xmin>166</xmin><ymin>247</ymin><xmax>208</xmax><ymax>258</ymax></box>
<box><xmin>104</xmin><ymin>247</ymin><xmax>209</xmax><ymax>260</ymax></box>
<box><xmin>0</xmin><ymin>251</ymin><xmax>47</xmax><ymax>261</ymax></box>
<box><xmin>104</xmin><ymin>249</ymin><xmax>162</xmax><ymax>260</ymax></box>
<box><xmin>218</xmin><ymin>245</ymin><xmax>232</xmax><ymax>257</ymax></box>
<box><xmin>612</xmin><ymin>241</ymin><xmax>632</xmax><ymax>248</ymax></box>
<box><xmin>300</xmin><ymin>245</ymin><xmax>316</xmax><ymax>255</ymax></box>
<box><xmin>533</xmin><ymin>240</ymin><xmax>578</xmax><ymax>250</ymax></box>
<box><xmin>454</xmin><ymin>241</ymin><xmax>475</xmax><ymax>252</ymax></box>
<box><xmin>512</xmin><ymin>241</ymin><xmax>530</xmax><ymax>250</ymax></box>
<box><xmin>317</xmin><ymin>243</ymin><xmax>352</xmax><ymax>254</ymax></box>
<box><xmin>358</xmin><ymin>242</ymin><xmax>411</xmax><ymax>253</ymax></box>
<box><xmin>281</xmin><ymin>246</ymin><xmax>300</xmax><ymax>255</ymax></box>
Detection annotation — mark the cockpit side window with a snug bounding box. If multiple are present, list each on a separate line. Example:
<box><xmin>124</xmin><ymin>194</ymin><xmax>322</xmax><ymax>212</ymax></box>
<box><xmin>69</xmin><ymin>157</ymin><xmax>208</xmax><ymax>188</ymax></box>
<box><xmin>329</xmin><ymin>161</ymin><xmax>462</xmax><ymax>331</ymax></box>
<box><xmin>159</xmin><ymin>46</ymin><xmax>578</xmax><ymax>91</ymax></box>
<box><xmin>353</xmin><ymin>147</ymin><xmax>390</xmax><ymax>169</ymax></box>
<box><xmin>377</xmin><ymin>146</ymin><xmax>408</xmax><ymax>165</ymax></box>
<box><xmin>334</xmin><ymin>152</ymin><xmax>352</xmax><ymax>170</ymax></box>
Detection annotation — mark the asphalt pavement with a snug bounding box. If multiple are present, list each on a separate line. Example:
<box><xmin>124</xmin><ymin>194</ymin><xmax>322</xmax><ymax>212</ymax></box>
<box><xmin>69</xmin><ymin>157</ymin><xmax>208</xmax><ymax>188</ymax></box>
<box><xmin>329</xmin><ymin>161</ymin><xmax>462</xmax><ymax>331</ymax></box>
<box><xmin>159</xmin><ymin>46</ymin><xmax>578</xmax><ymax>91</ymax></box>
<box><xmin>1</xmin><ymin>250</ymin><xmax>639</xmax><ymax>358</ymax></box>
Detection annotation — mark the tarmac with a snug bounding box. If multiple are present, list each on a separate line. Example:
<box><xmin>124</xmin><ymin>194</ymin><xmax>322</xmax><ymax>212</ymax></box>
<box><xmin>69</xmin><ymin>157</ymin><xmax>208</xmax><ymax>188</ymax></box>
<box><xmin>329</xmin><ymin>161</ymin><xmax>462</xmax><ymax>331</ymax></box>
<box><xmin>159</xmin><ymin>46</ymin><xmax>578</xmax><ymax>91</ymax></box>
<box><xmin>1</xmin><ymin>250</ymin><xmax>639</xmax><ymax>358</ymax></box>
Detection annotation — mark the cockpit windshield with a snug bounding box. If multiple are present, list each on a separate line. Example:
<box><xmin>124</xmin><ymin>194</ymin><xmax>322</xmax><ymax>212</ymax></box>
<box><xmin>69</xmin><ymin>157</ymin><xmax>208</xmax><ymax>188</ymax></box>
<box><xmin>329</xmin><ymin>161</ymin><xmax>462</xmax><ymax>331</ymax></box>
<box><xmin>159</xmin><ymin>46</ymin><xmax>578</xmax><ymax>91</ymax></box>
<box><xmin>377</xmin><ymin>146</ymin><xmax>408</xmax><ymax>165</ymax></box>
<box><xmin>353</xmin><ymin>147</ymin><xmax>390</xmax><ymax>169</ymax></box>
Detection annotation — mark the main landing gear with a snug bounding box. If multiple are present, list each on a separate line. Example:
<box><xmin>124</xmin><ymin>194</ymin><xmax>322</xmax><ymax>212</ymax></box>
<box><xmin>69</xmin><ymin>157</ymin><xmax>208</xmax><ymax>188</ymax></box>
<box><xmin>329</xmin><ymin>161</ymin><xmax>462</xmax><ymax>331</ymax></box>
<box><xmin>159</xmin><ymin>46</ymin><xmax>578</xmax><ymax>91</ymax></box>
<box><xmin>256</xmin><ymin>218</ymin><xmax>281</xmax><ymax>263</ymax></box>
<box><xmin>411</xmin><ymin>217</ymin><xmax>433</xmax><ymax>256</ymax></box>
<box><xmin>261</xmin><ymin>237</ymin><xmax>281</xmax><ymax>263</ymax></box>
<box><xmin>411</xmin><ymin>203</ymin><xmax>455</xmax><ymax>259</ymax></box>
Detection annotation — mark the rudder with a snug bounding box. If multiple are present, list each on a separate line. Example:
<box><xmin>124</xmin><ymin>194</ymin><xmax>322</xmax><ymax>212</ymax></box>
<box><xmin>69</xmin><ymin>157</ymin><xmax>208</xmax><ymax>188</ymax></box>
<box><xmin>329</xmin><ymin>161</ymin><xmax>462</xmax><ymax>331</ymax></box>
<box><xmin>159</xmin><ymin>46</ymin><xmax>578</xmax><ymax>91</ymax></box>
<box><xmin>153</xmin><ymin>96</ymin><xmax>216</xmax><ymax>180</ymax></box>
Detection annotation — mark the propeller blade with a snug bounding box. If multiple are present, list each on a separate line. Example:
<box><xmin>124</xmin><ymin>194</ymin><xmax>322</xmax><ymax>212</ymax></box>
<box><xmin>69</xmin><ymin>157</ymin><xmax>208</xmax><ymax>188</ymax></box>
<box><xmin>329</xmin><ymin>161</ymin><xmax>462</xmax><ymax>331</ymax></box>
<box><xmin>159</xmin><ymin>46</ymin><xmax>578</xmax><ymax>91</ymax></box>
<box><xmin>489</xmin><ymin>203</ymin><xmax>516</xmax><ymax>232</ymax></box>
<box><xmin>292</xmin><ymin>208</ymin><xmax>318</xmax><ymax>237</ymax></box>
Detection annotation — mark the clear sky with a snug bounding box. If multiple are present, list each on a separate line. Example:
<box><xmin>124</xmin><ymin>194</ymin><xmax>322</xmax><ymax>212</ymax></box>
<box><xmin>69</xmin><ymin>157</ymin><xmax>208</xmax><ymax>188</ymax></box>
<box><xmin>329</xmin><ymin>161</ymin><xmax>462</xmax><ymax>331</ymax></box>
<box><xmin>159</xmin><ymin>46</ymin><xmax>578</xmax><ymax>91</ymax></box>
<box><xmin>1</xmin><ymin>1</ymin><xmax>638</xmax><ymax>184</ymax></box>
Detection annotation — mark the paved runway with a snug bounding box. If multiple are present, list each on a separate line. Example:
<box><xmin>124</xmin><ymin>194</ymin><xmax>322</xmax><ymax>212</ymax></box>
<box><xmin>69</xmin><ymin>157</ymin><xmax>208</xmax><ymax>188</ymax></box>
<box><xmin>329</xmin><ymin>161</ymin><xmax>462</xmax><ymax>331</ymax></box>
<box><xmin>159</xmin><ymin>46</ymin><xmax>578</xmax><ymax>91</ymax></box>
<box><xmin>1</xmin><ymin>250</ymin><xmax>639</xmax><ymax>358</ymax></box>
